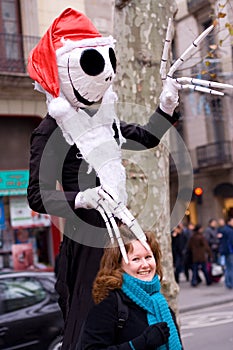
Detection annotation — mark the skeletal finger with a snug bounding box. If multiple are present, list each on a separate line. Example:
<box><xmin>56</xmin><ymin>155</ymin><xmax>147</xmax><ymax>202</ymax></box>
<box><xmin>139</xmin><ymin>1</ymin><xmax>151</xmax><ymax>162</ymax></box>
<box><xmin>99</xmin><ymin>184</ymin><xmax>120</xmax><ymax>202</ymax></box>
<box><xmin>123</xmin><ymin>216</ymin><xmax>150</xmax><ymax>252</ymax></box>
<box><xmin>160</xmin><ymin>18</ymin><xmax>173</xmax><ymax>80</ymax></box>
<box><xmin>100</xmin><ymin>195</ymin><xmax>146</xmax><ymax>243</ymax></box>
<box><xmin>100</xmin><ymin>199</ymin><xmax>129</xmax><ymax>263</ymax></box>
<box><xmin>98</xmin><ymin>206</ymin><xmax>115</xmax><ymax>244</ymax></box>
<box><xmin>113</xmin><ymin>226</ymin><xmax>129</xmax><ymax>264</ymax></box>
<box><xmin>98</xmin><ymin>187</ymin><xmax>120</xmax><ymax>210</ymax></box>
<box><xmin>85</xmin><ymin>188</ymin><xmax>115</xmax><ymax>244</ymax></box>
<box><xmin>98</xmin><ymin>188</ymin><xmax>150</xmax><ymax>252</ymax></box>
<box><xmin>176</xmin><ymin>77</ymin><xmax>233</xmax><ymax>90</ymax></box>
<box><xmin>97</xmin><ymin>197</ymin><xmax>128</xmax><ymax>262</ymax></box>
<box><xmin>180</xmin><ymin>84</ymin><xmax>224</xmax><ymax>96</ymax></box>
<box><xmin>113</xmin><ymin>205</ymin><xmax>150</xmax><ymax>251</ymax></box>
<box><xmin>110</xmin><ymin>219</ymin><xmax>129</xmax><ymax>264</ymax></box>
<box><xmin>168</xmin><ymin>24</ymin><xmax>214</xmax><ymax>77</ymax></box>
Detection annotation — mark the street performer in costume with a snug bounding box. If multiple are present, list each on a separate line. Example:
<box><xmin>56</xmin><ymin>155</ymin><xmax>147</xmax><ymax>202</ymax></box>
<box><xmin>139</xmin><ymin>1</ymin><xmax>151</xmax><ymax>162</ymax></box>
<box><xmin>27</xmin><ymin>8</ymin><xmax>232</xmax><ymax>350</ymax></box>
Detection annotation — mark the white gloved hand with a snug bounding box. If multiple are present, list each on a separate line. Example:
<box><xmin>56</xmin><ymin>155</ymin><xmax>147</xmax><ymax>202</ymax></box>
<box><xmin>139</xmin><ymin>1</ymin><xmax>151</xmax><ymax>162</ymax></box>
<box><xmin>74</xmin><ymin>187</ymin><xmax>101</xmax><ymax>209</ymax></box>
<box><xmin>159</xmin><ymin>77</ymin><xmax>181</xmax><ymax>116</ymax></box>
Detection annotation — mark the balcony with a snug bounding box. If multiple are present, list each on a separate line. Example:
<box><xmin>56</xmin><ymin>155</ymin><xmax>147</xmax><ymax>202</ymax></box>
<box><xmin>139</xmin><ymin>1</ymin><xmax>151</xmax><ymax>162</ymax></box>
<box><xmin>196</xmin><ymin>141</ymin><xmax>233</xmax><ymax>168</ymax></box>
<box><xmin>0</xmin><ymin>33</ymin><xmax>40</xmax><ymax>74</ymax></box>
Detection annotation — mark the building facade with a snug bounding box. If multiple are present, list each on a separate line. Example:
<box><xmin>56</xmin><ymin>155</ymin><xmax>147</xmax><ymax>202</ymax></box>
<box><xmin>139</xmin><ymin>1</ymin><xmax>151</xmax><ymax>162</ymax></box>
<box><xmin>170</xmin><ymin>0</ymin><xmax>233</xmax><ymax>226</ymax></box>
<box><xmin>0</xmin><ymin>0</ymin><xmax>86</xmax><ymax>269</ymax></box>
<box><xmin>0</xmin><ymin>0</ymin><xmax>115</xmax><ymax>270</ymax></box>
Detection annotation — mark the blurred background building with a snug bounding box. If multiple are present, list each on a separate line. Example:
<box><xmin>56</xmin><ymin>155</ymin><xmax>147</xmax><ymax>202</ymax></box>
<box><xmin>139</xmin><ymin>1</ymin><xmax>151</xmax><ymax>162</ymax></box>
<box><xmin>0</xmin><ymin>0</ymin><xmax>232</xmax><ymax>268</ymax></box>
<box><xmin>170</xmin><ymin>0</ymin><xmax>233</xmax><ymax>226</ymax></box>
<box><xmin>0</xmin><ymin>0</ymin><xmax>87</xmax><ymax>269</ymax></box>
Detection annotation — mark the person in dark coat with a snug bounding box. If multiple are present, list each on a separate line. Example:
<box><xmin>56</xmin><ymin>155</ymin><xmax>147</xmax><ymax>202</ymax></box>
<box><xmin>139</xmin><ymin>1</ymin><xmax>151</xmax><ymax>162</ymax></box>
<box><xmin>218</xmin><ymin>217</ymin><xmax>233</xmax><ymax>289</ymax></box>
<box><xmin>183</xmin><ymin>222</ymin><xmax>194</xmax><ymax>281</ymax></box>
<box><xmin>171</xmin><ymin>224</ymin><xmax>187</xmax><ymax>284</ymax></box>
<box><xmin>187</xmin><ymin>224</ymin><xmax>212</xmax><ymax>287</ymax></box>
<box><xmin>77</xmin><ymin>227</ymin><xmax>182</xmax><ymax>350</ymax></box>
<box><xmin>204</xmin><ymin>218</ymin><xmax>219</xmax><ymax>263</ymax></box>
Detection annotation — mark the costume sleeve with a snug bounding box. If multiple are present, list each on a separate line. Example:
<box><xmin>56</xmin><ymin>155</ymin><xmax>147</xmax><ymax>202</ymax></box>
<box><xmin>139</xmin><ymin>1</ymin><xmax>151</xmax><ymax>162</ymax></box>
<box><xmin>117</xmin><ymin>107</ymin><xmax>179</xmax><ymax>151</ymax></box>
<box><xmin>79</xmin><ymin>293</ymin><xmax>132</xmax><ymax>350</ymax></box>
<box><xmin>27</xmin><ymin>117</ymin><xmax>79</xmax><ymax>219</ymax></box>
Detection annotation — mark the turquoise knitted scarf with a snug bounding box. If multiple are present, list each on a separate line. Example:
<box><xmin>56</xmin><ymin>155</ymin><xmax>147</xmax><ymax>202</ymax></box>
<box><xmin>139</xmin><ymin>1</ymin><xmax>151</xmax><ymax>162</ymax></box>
<box><xmin>122</xmin><ymin>273</ymin><xmax>182</xmax><ymax>350</ymax></box>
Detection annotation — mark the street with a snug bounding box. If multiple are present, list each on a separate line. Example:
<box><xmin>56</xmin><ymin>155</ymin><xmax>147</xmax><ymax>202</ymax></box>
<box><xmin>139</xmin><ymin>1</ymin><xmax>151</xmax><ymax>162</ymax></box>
<box><xmin>180</xmin><ymin>302</ymin><xmax>233</xmax><ymax>350</ymax></box>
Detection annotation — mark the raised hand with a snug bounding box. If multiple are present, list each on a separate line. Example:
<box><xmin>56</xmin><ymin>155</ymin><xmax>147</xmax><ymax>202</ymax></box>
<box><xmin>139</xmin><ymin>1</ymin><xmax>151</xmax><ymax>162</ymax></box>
<box><xmin>159</xmin><ymin>18</ymin><xmax>233</xmax><ymax>116</ymax></box>
<box><xmin>75</xmin><ymin>185</ymin><xmax>150</xmax><ymax>264</ymax></box>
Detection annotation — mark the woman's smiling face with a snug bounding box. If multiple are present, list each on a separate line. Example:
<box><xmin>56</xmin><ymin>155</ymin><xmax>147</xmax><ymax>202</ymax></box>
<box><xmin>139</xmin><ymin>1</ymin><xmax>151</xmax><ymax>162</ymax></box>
<box><xmin>121</xmin><ymin>240</ymin><xmax>156</xmax><ymax>281</ymax></box>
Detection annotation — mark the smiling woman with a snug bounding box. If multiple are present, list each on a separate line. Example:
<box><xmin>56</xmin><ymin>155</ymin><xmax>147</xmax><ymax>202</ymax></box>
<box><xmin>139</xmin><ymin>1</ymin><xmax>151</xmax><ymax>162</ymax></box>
<box><xmin>121</xmin><ymin>240</ymin><xmax>157</xmax><ymax>281</ymax></box>
<box><xmin>92</xmin><ymin>227</ymin><xmax>163</xmax><ymax>303</ymax></box>
<box><xmin>76</xmin><ymin>226</ymin><xmax>183</xmax><ymax>350</ymax></box>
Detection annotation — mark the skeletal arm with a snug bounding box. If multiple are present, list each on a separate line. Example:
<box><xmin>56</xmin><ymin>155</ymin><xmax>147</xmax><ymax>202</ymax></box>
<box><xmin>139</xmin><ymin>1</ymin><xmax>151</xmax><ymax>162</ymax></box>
<box><xmin>159</xmin><ymin>18</ymin><xmax>233</xmax><ymax>116</ymax></box>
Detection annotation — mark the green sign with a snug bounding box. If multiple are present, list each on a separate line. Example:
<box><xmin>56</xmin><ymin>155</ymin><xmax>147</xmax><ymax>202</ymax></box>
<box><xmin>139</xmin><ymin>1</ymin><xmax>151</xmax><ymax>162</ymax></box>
<box><xmin>0</xmin><ymin>170</ymin><xmax>29</xmax><ymax>196</ymax></box>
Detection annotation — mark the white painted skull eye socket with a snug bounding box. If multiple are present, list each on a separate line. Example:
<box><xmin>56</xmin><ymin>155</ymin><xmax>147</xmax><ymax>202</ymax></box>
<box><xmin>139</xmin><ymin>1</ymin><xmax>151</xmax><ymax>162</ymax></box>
<box><xmin>80</xmin><ymin>49</ymin><xmax>105</xmax><ymax>76</ymax></box>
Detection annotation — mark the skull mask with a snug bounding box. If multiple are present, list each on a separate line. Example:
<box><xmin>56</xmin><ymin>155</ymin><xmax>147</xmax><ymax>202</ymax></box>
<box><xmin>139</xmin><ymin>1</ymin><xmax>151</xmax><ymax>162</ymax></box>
<box><xmin>57</xmin><ymin>43</ymin><xmax>117</xmax><ymax>109</ymax></box>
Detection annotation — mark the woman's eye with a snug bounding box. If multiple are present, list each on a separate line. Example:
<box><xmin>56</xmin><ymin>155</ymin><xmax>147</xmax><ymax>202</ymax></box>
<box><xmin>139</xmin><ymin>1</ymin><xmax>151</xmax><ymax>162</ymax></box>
<box><xmin>146</xmin><ymin>255</ymin><xmax>152</xmax><ymax>259</ymax></box>
<box><xmin>132</xmin><ymin>257</ymin><xmax>139</xmax><ymax>262</ymax></box>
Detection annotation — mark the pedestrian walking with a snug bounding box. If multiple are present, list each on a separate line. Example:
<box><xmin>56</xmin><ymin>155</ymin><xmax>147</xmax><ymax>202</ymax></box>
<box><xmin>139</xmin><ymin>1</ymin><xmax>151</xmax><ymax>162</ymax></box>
<box><xmin>204</xmin><ymin>219</ymin><xmax>220</xmax><ymax>264</ymax></box>
<box><xmin>218</xmin><ymin>217</ymin><xmax>233</xmax><ymax>289</ymax></box>
<box><xmin>187</xmin><ymin>224</ymin><xmax>212</xmax><ymax>287</ymax></box>
<box><xmin>171</xmin><ymin>224</ymin><xmax>187</xmax><ymax>284</ymax></box>
<box><xmin>217</xmin><ymin>218</ymin><xmax>226</xmax><ymax>266</ymax></box>
<box><xmin>183</xmin><ymin>222</ymin><xmax>194</xmax><ymax>281</ymax></box>
<box><xmin>218</xmin><ymin>218</ymin><xmax>225</xmax><ymax>231</ymax></box>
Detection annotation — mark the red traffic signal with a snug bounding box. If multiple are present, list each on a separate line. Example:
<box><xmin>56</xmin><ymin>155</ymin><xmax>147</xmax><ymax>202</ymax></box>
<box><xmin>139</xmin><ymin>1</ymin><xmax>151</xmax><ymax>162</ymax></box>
<box><xmin>194</xmin><ymin>187</ymin><xmax>203</xmax><ymax>196</ymax></box>
<box><xmin>194</xmin><ymin>187</ymin><xmax>203</xmax><ymax>204</ymax></box>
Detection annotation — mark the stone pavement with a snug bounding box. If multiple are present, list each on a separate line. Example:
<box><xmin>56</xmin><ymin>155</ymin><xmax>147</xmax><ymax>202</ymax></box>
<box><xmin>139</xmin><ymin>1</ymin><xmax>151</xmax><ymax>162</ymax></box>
<box><xmin>178</xmin><ymin>274</ymin><xmax>233</xmax><ymax>313</ymax></box>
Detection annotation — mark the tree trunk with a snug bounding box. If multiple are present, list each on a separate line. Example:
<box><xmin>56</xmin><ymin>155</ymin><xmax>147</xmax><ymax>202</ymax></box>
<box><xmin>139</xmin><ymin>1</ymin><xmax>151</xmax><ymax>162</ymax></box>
<box><xmin>113</xmin><ymin>0</ymin><xmax>179</xmax><ymax>314</ymax></box>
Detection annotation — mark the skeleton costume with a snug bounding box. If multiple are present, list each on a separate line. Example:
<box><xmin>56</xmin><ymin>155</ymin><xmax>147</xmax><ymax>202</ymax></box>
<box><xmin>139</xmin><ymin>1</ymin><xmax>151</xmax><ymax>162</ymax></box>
<box><xmin>27</xmin><ymin>8</ymin><xmax>181</xmax><ymax>350</ymax></box>
<box><xmin>27</xmin><ymin>7</ymin><xmax>233</xmax><ymax>350</ymax></box>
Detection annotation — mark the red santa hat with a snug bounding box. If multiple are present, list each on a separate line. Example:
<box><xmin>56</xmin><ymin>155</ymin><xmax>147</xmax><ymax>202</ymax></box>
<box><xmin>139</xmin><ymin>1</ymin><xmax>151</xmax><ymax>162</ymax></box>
<box><xmin>27</xmin><ymin>8</ymin><xmax>110</xmax><ymax>98</ymax></box>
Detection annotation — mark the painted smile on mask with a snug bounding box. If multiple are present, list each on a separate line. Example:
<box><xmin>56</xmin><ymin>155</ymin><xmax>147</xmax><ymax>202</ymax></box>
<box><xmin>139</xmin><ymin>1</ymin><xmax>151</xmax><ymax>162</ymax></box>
<box><xmin>67</xmin><ymin>58</ymin><xmax>95</xmax><ymax>106</ymax></box>
<box><xmin>66</xmin><ymin>48</ymin><xmax>116</xmax><ymax>107</ymax></box>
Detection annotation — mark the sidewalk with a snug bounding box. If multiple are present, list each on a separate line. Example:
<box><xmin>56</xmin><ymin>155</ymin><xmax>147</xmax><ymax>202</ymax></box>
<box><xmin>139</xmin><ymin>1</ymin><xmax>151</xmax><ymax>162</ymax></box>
<box><xmin>178</xmin><ymin>274</ymin><xmax>233</xmax><ymax>313</ymax></box>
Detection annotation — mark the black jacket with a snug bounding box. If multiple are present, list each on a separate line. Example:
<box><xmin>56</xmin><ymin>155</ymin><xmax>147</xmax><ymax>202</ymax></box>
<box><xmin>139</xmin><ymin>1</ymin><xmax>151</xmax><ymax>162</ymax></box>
<box><xmin>27</xmin><ymin>107</ymin><xmax>178</xmax><ymax>349</ymax></box>
<box><xmin>78</xmin><ymin>290</ymin><xmax>181</xmax><ymax>350</ymax></box>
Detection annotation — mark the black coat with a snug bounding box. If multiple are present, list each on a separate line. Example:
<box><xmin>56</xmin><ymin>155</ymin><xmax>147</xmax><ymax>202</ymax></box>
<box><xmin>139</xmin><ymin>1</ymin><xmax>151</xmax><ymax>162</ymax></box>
<box><xmin>78</xmin><ymin>290</ymin><xmax>181</xmax><ymax>350</ymax></box>
<box><xmin>27</xmin><ymin>107</ymin><xmax>178</xmax><ymax>350</ymax></box>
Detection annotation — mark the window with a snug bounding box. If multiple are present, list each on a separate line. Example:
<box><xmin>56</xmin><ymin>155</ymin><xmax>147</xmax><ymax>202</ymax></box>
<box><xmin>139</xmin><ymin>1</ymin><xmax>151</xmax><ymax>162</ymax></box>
<box><xmin>0</xmin><ymin>276</ymin><xmax>46</xmax><ymax>313</ymax></box>
<box><xmin>0</xmin><ymin>0</ymin><xmax>24</xmax><ymax>72</ymax></box>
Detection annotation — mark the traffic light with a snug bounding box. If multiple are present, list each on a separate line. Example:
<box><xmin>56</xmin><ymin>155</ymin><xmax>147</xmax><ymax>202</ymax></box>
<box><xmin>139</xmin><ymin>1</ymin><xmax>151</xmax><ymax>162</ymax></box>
<box><xmin>194</xmin><ymin>187</ymin><xmax>203</xmax><ymax>204</ymax></box>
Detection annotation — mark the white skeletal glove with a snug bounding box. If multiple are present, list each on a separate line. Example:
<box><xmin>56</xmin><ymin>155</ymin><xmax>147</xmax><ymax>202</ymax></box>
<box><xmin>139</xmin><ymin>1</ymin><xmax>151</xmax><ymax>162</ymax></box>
<box><xmin>75</xmin><ymin>187</ymin><xmax>101</xmax><ymax>209</ymax></box>
<box><xmin>75</xmin><ymin>185</ymin><xmax>150</xmax><ymax>264</ymax></box>
<box><xmin>159</xmin><ymin>76</ymin><xmax>181</xmax><ymax>116</ymax></box>
<box><xmin>159</xmin><ymin>19</ymin><xmax>233</xmax><ymax>114</ymax></box>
